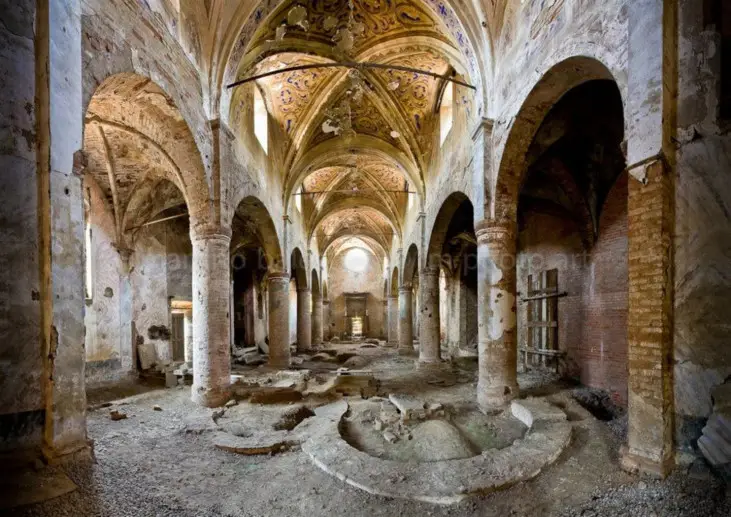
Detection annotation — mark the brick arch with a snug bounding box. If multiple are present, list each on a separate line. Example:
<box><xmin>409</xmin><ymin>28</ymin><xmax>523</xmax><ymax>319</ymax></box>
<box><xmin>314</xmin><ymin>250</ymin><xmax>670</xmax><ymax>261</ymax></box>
<box><xmin>311</xmin><ymin>269</ymin><xmax>321</xmax><ymax>296</ymax></box>
<box><xmin>290</xmin><ymin>247</ymin><xmax>308</xmax><ymax>289</ymax></box>
<box><xmin>390</xmin><ymin>266</ymin><xmax>400</xmax><ymax>297</ymax></box>
<box><xmin>492</xmin><ymin>56</ymin><xmax>619</xmax><ymax>224</ymax></box>
<box><xmin>402</xmin><ymin>244</ymin><xmax>419</xmax><ymax>288</ymax></box>
<box><xmin>230</xmin><ymin>195</ymin><xmax>284</xmax><ymax>273</ymax></box>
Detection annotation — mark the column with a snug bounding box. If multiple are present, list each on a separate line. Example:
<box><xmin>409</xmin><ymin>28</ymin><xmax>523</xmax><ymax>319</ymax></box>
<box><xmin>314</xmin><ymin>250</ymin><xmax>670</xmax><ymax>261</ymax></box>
<box><xmin>322</xmin><ymin>299</ymin><xmax>331</xmax><ymax>341</ymax></box>
<box><xmin>387</xmin><ymin>294</ymin><xmax>399</xmax><ymax>346</ymax></box>
<box><xmin>183</xmin><ymin>309</ymin><xmax>193</xmax><ymax>364</ymax></box>
<box><xmin>382</xmin><ymin>299</ymin><xmax>388</xmax><ymax>339</ymax></box>
<box><xmin>268</xmin><ymin>272</ymin><xmax>291</xmax><ymax>367</ymax></box>
<box><xmin>312</xmin><ymin>291</ymin><xmax>323</xmax><ymax>345</ymax></box>
<box><xmin>190</xmin><ymin>229</ymin><xmax>231</xmax><ymax>407</ymax></box>
<box><xmin>475</xmin><ymin>220</ymin><xmax>519</xmax><ymax>410</ymax></box>
<box><xmin>619</xmin><ymin>0</ymin><xmax>676</xmax><ymax>478</ymax></box>
<box><xmin>418</xmin><ymin>267</ymin><xmax>442</xmax><ymax>366</ymax></box>
<box><xmin>398</xmin><ymin>286</ymin><xmax>414</xmax><ymax>355</ymax></box>
<box><xmin>297</xmin><ymin>287</ymin><xmax>312</xmax><ymax>351</ymax></box>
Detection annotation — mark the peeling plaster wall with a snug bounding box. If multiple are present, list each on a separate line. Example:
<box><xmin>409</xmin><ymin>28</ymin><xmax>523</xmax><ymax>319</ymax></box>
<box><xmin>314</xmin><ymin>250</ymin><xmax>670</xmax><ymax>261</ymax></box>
<box><xmin>673</xmin><ymin>0</ymin><xmax>731</xmax><ymax>452</ymax></box>
<box><xmin>329</xmin><ymin>249</ymin><xmax>384</xmax><ymax>339</ymax></box>
<box><xmin>83</xmin><ymin>176</ymin><xmax>129</xmax><ymax>385</ymax></box>
<box><xmin>0</xmin><ymin>0</ymin><xmax>44</xmax><ymax>452</ymax></box>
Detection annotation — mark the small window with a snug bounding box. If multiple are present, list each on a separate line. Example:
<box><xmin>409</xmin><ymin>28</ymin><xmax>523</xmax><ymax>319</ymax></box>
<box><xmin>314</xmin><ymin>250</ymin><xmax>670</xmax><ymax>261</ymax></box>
<box><xmin>295</xmin><ymin>185</ymin><xmax>303</xmax><ymax>213</ymax></box>
<box><xmin>253</xmin><ymin>87</ymin><xmax>268</xmax><ymax>154</ymax></box>
<box><xmin>439</xmin><ymin>82</ymin><xmax>454</xmax><ymax>145</ymax></box>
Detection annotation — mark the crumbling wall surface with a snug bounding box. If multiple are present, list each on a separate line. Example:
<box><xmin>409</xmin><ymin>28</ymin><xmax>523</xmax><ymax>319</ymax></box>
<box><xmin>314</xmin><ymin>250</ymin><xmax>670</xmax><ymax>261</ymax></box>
<box><xmin>131</xmin><ymin>227</ymin><xmax>171</xmax><ymax>368</ymax></box>
<box><xmin>329</xmin><ymin>249</ymin><xmax>384</xmax><ymax>339</ymax></box>
<box><xmin>84</xmin><ymin>176</ymin><xmax>127</xmax><ymax>384</ymax></box>
<box><xmin>0</xmin><ymin>0</ymin><xmax>44</xmax><ymax>452</ymax></box>
<box><xmin>166</xmin><ymin>217</ymin><xmax>192</xmax><ymax>301</ymax></box>
<box><xmin>673</xmin><ymin>0</ymin><xmax>731</xmax><ymax>452</ymax></box>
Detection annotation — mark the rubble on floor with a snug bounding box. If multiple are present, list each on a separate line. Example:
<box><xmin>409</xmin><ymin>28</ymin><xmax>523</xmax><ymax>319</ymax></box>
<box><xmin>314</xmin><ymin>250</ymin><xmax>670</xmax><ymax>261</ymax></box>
<box><xmin>699</xmin><ymin>378</ymin><xmax>731</xmax><ymax>483</ymax></box>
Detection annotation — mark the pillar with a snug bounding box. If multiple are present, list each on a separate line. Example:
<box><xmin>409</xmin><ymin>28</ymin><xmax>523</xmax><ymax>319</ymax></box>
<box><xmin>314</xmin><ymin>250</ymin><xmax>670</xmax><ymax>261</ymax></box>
<box><xmin>268</xmin><ymin>273</ymin><xmax>291</xmax><ymax>367</ymax></box>
<box><xmin>312</xmin><ymin>291</ymin><xmax>323</xmax><ymax>345</ymax></box>
<box><xmin>418</xmin><ymin>267</ymin><xmax>442</xmax><ymax>366</ymax></box>
<box><xmin>183</xmin><ymin>308</ymin><xmax>193</xmax><ymax>364</ymax></box>
<box><xmin>297</xmin><ymin>287</ymin><xmax>312</xmax><ymax>351</ymax></box>
<box><xmin>387</xmin><ymin>294</ymin><xmax>399</xmax><ymax>346</ymax></box>
<box><xmin>475</xmin><ymin>220</ymin><xmax>519</xmax><ymax>410</ymax></box>
<box><xmin>382</xmin><ymin>299</ymin><xmax>388</xmax><ymax>339</ymax></box>
<box><xmin>322</xmin><ymin>299</ymin><xmax>331</xmax><ymax>341</ymax></box>
<box><xmin>398</xmin><ymin>286</ymin><xmax>414</xmax><ymax>355</ymax></box>
<box><xmin>190</xmin><ymin>229</ymin><xmax>231</xmax><ymax>407</ymax></box>
<box><xmin>619</xmin><ymin>0</ymin><xmax>676</xmax><ymax>477</ymax></box>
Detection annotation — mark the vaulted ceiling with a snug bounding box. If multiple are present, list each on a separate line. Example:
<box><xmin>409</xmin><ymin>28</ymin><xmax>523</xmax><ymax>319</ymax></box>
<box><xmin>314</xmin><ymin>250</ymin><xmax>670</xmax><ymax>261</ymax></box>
<box><xmin>229</xmin><ymin>0</ymin><xmax>474</xmax><ymax>257</ymax></box>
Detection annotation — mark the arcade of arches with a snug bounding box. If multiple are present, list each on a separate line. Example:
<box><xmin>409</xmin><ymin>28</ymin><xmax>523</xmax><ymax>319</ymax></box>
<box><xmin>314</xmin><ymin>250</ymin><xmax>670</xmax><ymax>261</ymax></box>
<box><xmin>2</xmin><ymin>0</ymin><xmax>731</xmax><ymax>514</ymax></box>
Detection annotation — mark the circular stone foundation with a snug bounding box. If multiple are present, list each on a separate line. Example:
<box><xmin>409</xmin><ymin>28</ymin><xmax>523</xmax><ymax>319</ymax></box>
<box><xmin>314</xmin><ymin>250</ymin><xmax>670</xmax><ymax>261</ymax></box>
<box><xmin>303</xmin><ymin>397</ymin><xmax>573</xmax><ymax>504</ymax></box>
<box><xmin>340</xmin><ymin>402</ymin><xmax>527</xmax><ymax>462</ymax></box>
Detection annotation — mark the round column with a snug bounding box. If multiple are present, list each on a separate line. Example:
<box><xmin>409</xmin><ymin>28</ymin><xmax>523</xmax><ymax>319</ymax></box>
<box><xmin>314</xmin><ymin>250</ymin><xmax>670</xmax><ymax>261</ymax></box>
<box><xmin>312</xmin><ymin>291</ymin><xmax>323</xmax><ymax>345</ymax></box>
<box><xmin>296</xmin><ymin>287</ymin><xmax>312</xmax><ymax>351</ymax></box>
<box><xmin>418</xmin><ymin>267</ymin><xmax>442</xmax><ymax>366</ymax></box>
<box><xmin>398</xmin><ymin>286</ymin><xmax>414</xmax><ymax>355</ymax></box>
<box><xmin>191</xmin><ymin>230</ymin><xmax>231</xmax><ymax>407</ymax></box>
<box><xmin>475</xmin><ymin>220</ymin><xmax>519</xmax><ymax>410</ymax></box>
<box><xmin>382</xmin><ymin>299</ymin><xmax>388</xmax><ymax>339</ymax></box>
<box><xmin>268</xmin><ymin>272</ymin><xmax>291</xmax><ymax>367</ymax></box>
<box><xmin>387</xmin><ymin>294</ymin><xmax>399</xmax><ymax>346</ymax></box>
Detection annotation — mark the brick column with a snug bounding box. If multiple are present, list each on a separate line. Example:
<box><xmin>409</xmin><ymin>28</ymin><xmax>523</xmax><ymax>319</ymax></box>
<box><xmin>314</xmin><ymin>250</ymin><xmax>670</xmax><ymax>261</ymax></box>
<box><xmin>322</xmin><ymin>299</ymin><xmax>330</xmax><ymax>341</ymax></box>
<box><xmin>398</xmin><ymin>286</ymin><xmax>415</xmax><ymax>355</ymax></box>
<box><xmin>268</xmin><ymin>272</ymin><xmax>291</xmax><ymax>367</ymax></box>
<box><xmin>387</xmin><ymin>294</ymin><xmax>399</xmax><ymax>346</ymax></box>
<box><xmin>418</xmin><ymin>267</ymin><xmax>442</xmax><ymax>366</ymax></box>
<box><xmin>191</xmin><ymin>229</ymin><xmax>232</xmax><ymax>407</ymax></box>
<box><xmin>297</xmin><ymin>287</ymin><xmax>312</xmax><ymax>351</ymax></box>
<box><xmin>621</xmin><ymin>160</ymin><xmax>675</xmax><ymax>476</ymax></box>
<box><xmin>312</xmin><ymin>291</ymin><xmax>323</xmax><ymax>345</ymax></box>
<box><xmin>475</xmin><ymin>220</ymin><xmax>519</xmax><ymax>410</ymax></box>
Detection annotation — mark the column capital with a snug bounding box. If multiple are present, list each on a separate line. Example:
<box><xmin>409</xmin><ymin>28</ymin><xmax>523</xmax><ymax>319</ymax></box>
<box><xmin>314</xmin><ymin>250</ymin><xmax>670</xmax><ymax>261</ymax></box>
<box><xmin>267</xmin><ymin>271</ymin><xmax>290</xmax><ymax>282</ymax></box>
<box><xmin>322</xmin><ymin>299</ymin><xmax>330</xmax><ymax>305</ymax></box>
<box><xmin>399</xmin><ymin>284</ymin><xmax>413</xmax><ymax>293</ymax></box>
<box><xmin>297</xmin><ymin>286</ymin><xmax>311</xmax><ymax>293</ymax></box>
<box><xmin>190</xmin><ymin>224</ymin><xmax>232</xmax><ymax>243</ymax></box>
<box><xmin>388</xmin><ymin>294</ymin><xmax>399</xmax><ymax>300</ymax></box>
<box><xmin>475</xmin><ymin>219</ymin><xmax>516</xmax><ymax>244</ymax></box>
<box><xmin>420</xmin><ymin>266</ymin><xmax>440</xmax><ymax>277</ymax></box>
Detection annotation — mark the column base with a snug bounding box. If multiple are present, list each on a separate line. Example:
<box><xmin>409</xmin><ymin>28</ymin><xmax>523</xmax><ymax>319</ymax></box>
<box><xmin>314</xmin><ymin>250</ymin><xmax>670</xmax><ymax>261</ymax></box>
<box><xmin>268</xmin><ymin>358</ymin><xmax>291</xmax><ymax>369</ymax></box>
<box><xmin>416</xmin><ymin>359</ymin><xmax>447</xmax><ymax>371</ymax></box>
<box><xmin>191</xmin><ymin>384</ymin><xmax>231</xmax><ymax>408</ymax></box>
<box><xmin>619</xmin><ymin>445</ymin><xmax>674</xmax><ymax>478</ymax></box>
<box><xmin>42</xmin><ymin>440</ymin><xmax>94</xmax><ymax>466</ymax></box>
<box><xmin>398</xmin><ymin>346</ymin><xmax>417</xmax><ymax>357</ymax></box>
<box><xmin>477</xmin><ymin>383</ymin><xmax>519</xmax><ymax>411</ymax></box>
<box><xmin>386</xmin><ymin>341</ymin><xmax>399</xmax><ymax>348</ymax></box>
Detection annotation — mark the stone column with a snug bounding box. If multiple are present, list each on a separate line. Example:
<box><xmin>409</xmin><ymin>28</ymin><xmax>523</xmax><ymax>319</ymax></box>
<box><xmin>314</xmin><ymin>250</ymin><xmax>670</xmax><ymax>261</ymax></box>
<box><xmin>398</xmin><ymin>286</ymin><xmax>414</xmax><ymax>355</ymax></box>
<box><xmin>387</xmin><ymin>294</ymin><xmax>399</xmax><ymax>346</ymax></box>
<box><xmin>418</xmin><ymin>267</ymin><xmax>442</xmax><ymax>366</ymax></box>
<box><xmin>183</xmin><ymin>309</ymin><xmax>193</xmax><ymax>365</ymax></box>
<box><xmin>268</xmin><ymin>273</ymin><xmax>291</xmax><ymax>367</ymax></box>
<box><xmin>190</xmin><ymin>229</ymin><xmax>231</xmax><ymax>407</ymax></box>
<box><xmin>382</xmin><ymin>299</ymin><xmax>388</xmax><ymax>339</ymax></box>
<box><xmin>322</xmin><ymin>299</ymin><xmax>330</xmax><ymax>341</ymax></box>
<box><xmin>312</xmin><ymin>291</ymin><xmax>323</xmax><ymax>345</ymax></box>
<box><xmin>297</xmin><ymin>287</ymin><xmax>312</xmax><ymax>351</ymax></box>
<box><xmin>475</xmin><ymin>220</ymin><xmax>519</xmax><ymax>410</ymax></box>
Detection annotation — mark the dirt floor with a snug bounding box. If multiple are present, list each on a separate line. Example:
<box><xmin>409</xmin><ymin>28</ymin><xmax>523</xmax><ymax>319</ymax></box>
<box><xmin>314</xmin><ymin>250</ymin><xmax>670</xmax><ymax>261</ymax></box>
<box><xmin>7</xmin><ymin>344</ymin><xmax>731</xmax><ymax>517</ymax></box>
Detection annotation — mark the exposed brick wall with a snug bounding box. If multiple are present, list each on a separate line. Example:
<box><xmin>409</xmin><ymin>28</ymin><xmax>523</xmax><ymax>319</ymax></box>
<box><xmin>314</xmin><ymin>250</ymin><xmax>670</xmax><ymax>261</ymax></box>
<box><xmin>517</xmin><ymin>173</ymin><xmax>629</xmax><ymax>404</ymax></box>
<box><xmin>582</xmin><ymin>172</ymin><xmax>629</xmax><ymax>404</ymax></box>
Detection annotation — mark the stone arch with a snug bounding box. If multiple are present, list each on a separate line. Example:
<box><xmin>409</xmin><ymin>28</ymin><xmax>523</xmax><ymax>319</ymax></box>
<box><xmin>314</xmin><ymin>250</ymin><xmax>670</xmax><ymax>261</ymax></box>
<box><xmin>403</xmin><ymin>244</ymin><xmax>419</xmax><ymax>288</ymax></box>
<box><xmin>290</xmin><ymin>247</ymin><xmax>308</xmax><ymax>289</ymax></box>
<box><xmin>83</xmin><ymin>73</ymin><xmax>212</xmax><ymax>231</ymax></box>
<box><xmin>426</xmin><ymin>191</ymin><xmax>472</xmax><ymax>267</ymax></box>
<box><xmin>492</xmin><ymin>56</ymin><xmax>620</xmax><ymax>223</ymax></box>
<box><xmin>311</xmin><ymin>269</ymin><xmax>321</xmax><ymax>297</ymax></box>
<box><xmin>230</xmin><ymin>195</ymin><xmax>284</xmax><ymax>273</ymax></box>
<box><xmin>390</xmin><ymin>267</ymin><xmax>400</xmax><ymax>297</ymax></box>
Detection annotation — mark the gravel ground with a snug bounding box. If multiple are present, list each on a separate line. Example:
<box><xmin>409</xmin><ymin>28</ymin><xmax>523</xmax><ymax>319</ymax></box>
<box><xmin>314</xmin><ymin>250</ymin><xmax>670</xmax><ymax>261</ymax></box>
<box><xmin>7</xmin><ymin>349</ymin><xmax>731</xmax><ymax>517</ymax></box>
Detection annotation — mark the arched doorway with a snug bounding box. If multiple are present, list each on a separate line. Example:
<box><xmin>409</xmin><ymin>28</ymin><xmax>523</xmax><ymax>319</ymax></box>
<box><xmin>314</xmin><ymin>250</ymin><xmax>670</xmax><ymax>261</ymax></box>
<box><xmin>290</xmin><ymin>247</ymin><xmax>310</xmax><ymax>351</ymax></box>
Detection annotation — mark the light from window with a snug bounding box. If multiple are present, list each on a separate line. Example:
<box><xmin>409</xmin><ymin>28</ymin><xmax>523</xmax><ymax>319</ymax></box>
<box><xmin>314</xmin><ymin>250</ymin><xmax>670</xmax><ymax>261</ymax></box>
<box><xmin>253</xmin><ymin>87</ymin><xmax>268</xmax><ymax>154</ymax></box>
<box><xmin>345</xmin><ymin>248</ymin><xmax>368</xmax><ymax>273</ymax></box>
<box><xmin>440</xmin><ymin>82</ymin><xmax>454</xmax><ymax>145</ymax></box>
<box><xmin>295</xmin><ymin>185</ymin><xmax>303</xmax><ymax>213</ymax></box>
<box><xmin>85</xmin><ymin>221</ymin><xmax>93</xmax><ymax>299</ymax></box>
